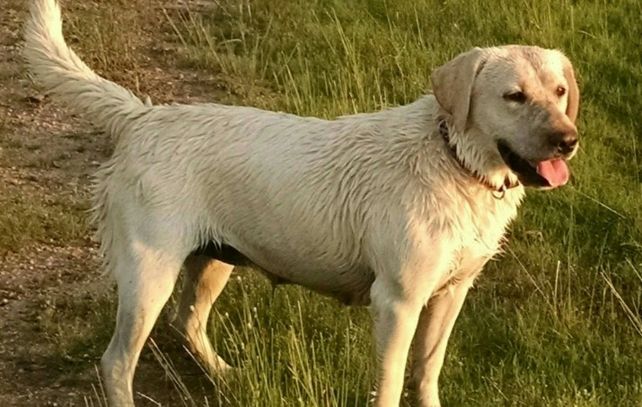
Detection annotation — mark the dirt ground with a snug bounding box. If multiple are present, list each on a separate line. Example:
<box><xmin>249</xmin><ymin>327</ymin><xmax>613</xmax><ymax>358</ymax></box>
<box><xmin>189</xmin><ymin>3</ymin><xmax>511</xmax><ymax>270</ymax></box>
<box><xmin>0</xmin><ymin>1</ymin><xmax>235</xmax><ymax>405</ymax></box>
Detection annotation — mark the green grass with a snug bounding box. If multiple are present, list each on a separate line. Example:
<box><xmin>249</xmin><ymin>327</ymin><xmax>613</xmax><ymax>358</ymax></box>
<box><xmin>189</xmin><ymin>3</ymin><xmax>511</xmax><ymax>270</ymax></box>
<box><xmin>0</xmin><ymin>188</ymin><xmax>88</xmax><ymax>252</ymax></box>
<box><xmin>21</xmin><ymin>0</ymin><xmax>642</xmax><ymax>405</ymax></box>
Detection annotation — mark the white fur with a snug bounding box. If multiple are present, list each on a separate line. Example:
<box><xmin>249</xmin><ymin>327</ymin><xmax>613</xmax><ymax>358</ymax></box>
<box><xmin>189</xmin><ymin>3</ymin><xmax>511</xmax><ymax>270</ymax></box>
<box><xmin>24</xmin><ymin>1</ymin><xmax>579</xmax><ymax>406</ymax></box>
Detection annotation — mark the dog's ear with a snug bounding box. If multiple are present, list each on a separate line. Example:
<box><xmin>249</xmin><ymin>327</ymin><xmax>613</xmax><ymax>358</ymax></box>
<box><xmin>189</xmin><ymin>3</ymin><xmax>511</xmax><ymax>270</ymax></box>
<box><xmin>431</xmin><ymin>47</ymin><xmax>487</xmax><ymax>134</ymax></box>
<box><xmin>562</xmin><ymin>58</ymin><xmax>580</xmax><ymax>124</ymax></box>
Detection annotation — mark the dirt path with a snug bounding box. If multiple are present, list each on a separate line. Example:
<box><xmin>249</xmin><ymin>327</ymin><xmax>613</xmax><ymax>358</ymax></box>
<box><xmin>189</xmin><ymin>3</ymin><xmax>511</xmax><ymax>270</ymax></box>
<box><xmin>0</xmin><ymin>1</ymin><xmax>238</xmax><ymax>405</ymax></box>
<box><xmin>1</xmin><ymin>2</ymin><xmax>101</xmax><ymax>404</ymax></box>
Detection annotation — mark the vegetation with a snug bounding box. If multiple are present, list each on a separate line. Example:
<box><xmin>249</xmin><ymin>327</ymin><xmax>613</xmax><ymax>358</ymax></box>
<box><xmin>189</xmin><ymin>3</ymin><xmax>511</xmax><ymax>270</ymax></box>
<box><xmin>5</xmin><ymin>0</ymin><xmax>640</xmax><ymax>405</ymax></box>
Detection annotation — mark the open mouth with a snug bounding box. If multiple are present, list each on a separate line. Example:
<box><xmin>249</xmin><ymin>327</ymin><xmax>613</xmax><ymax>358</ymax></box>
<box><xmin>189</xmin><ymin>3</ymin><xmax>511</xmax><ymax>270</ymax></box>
<box><xmin>497</xmin><ymin>140</ymin><xmax>570</xmax><ymax>188</ymax></box>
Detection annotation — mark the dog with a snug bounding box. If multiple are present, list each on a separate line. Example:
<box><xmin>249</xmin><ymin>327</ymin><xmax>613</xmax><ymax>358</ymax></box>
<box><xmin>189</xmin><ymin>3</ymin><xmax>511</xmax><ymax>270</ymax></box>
<box><xmin>24</xmin><ymin>0</ymin><xmax>579</xmax><ymax>405</ymax></box>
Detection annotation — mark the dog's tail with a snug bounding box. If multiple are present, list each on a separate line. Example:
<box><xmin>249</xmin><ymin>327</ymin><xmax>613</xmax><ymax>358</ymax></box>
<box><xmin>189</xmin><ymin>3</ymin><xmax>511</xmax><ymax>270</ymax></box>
<box><xmin>24</xmin><ymin>0</ymin><xmax>146</xmax><ymax>138</ymax></box>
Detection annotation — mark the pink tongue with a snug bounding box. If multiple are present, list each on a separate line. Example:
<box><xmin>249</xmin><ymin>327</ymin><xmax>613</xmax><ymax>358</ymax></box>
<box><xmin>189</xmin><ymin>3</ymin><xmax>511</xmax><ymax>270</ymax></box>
<box><xmin>536</xmin><ymin>159</ymin><xmax>569</xmax><ymax>187</ymax></box>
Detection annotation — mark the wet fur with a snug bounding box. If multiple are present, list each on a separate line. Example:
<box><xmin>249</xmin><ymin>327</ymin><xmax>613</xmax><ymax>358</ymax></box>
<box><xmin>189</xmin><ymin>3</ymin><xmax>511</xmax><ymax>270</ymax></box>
<box><xmin>24</xmin><ymin>0</ymin><xmax>579</xmax><ymax>406</ymax></box>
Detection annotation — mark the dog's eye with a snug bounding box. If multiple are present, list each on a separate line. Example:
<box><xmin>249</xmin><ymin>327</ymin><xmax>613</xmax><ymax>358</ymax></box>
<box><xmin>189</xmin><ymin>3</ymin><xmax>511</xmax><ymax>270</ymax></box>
<box><xmin>503</xmin><ymin>91</ymin><xmax>527</xmax><ymax>104</ymax></box>
<box><xmin>556</xmin><ymin>86</ymin><xmax>566</xmax><ymax>97</ymax></box>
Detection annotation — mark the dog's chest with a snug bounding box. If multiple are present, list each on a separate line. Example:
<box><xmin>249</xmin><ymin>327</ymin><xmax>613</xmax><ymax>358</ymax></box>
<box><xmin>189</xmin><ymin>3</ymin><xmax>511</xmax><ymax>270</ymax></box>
<box><xmin>442</xmin><ymin>191</ymin><xmax>522</xmax><ymax>282</ymax></box>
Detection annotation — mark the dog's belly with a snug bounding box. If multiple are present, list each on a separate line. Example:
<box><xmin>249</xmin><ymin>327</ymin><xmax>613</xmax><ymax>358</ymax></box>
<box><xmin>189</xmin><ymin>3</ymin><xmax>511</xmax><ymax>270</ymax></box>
<box><xmin>193</xmin><ymin>242</ymin><xmax>256</xmax><ymax>268</ymax></box>
<box><xmin>191</xmin><ymin>241</ymin><xmax>374</xmax><ymax>305</ymax></box>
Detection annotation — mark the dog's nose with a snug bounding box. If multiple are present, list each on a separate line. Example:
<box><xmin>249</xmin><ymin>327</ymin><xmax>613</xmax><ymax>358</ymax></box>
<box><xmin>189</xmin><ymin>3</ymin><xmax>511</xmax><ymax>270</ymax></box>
<box><xmin>549</xmin><ymin>131</ymin><xmax>578</xmax><ymax>155</ymax></box>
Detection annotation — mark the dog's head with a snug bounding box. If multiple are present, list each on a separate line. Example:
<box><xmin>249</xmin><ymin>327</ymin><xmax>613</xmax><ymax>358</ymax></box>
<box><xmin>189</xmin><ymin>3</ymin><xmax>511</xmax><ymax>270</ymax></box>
<box><xmin>431</xmin><ymin>45</ymin><xmax>580</xmax><ymax>189</ymax></box>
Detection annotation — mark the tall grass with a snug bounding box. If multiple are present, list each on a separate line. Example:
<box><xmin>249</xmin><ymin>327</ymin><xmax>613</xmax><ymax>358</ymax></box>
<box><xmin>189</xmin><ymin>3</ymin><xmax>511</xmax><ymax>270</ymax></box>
<box><xmin>34</xmin><ymin>0</ymin><xmax>642</xmax><ymax>405</ymax></box>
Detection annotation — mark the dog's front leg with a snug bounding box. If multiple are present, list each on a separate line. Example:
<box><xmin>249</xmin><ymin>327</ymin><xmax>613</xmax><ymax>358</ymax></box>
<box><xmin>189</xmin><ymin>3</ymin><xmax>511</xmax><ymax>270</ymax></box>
<box><xmin>411</xmin><ymin>276</ymin><xmax>475</xmax><ymax>407</ymax></box>
<box><xmin>369</xmin><ymin>236</ymin><xmax>454</xmax><ymax>406</ymax></box>
<box><xmin>370</xmin><ymin>278</ymin><xmax>424</xmax><ymax>407</ymax></box>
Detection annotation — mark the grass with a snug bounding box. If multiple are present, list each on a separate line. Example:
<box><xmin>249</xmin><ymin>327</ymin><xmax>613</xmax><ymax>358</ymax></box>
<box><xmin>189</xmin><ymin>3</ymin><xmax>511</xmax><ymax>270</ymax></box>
<box><xmin>6</xmin><ymin>0</ymin><xmax>642</xmax><ymax>405</ymax></box>
<box><xmin>0</xmin><ymin>186</ymin><xmax>88</xmax><ymax>252</ymax></box>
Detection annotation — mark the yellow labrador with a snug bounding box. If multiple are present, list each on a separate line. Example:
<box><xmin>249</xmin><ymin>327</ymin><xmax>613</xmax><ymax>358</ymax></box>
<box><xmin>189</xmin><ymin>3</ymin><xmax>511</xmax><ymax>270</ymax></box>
<box><xmin>24</xmin><ymin>0</ymin><xmax>579</xmax><ymax>405</ymax></box>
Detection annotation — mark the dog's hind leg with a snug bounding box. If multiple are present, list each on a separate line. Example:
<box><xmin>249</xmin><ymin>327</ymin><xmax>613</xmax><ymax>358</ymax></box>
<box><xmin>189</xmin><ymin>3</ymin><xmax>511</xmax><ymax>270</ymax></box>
<box><xmin>101</xmin><ymin>240</ymin><xmax>183</xmax><ymax>407</ymax></box>
<box><xmin>174</xmin><ymin>255</ymin><xmax>234</xmax><ymax>374</ymax></box>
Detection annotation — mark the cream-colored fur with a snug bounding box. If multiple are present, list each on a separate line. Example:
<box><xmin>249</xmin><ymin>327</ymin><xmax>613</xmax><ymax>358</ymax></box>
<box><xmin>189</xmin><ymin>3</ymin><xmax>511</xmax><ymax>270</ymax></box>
<box><xmin>24</xmin><ymin>0</ymin><xmax>579</xmax><ymax>406</ymax></box>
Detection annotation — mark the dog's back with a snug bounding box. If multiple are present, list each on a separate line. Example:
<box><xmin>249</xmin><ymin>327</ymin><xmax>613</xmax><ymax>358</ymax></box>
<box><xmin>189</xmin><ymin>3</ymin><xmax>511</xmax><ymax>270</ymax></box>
<box><xmin>24</xmin><ymin>0</ymin><xmax>441</xmax><ymax>296</ymax></box>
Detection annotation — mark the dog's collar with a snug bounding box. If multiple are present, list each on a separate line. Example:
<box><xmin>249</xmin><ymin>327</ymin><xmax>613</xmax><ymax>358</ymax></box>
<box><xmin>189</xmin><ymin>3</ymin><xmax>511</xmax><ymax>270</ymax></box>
<box><xmin>438</xmin><ymin>119</ymin><xmax>519</xmax><ymax>199</ymax></box>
